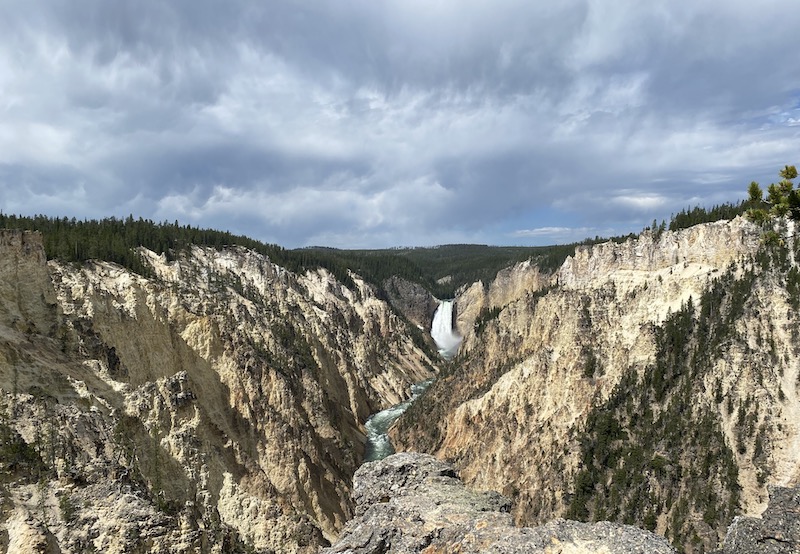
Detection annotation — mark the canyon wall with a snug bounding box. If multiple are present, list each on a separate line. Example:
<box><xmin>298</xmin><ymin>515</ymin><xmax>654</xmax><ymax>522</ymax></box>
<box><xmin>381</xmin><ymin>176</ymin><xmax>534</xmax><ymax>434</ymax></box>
<box><xmin>394</xmin><ymin>217</ymin><xmax>800</xmax><ymax>552</ymax></box>
<box><xmin>382</xmin><ymin>275</ymin><xmax>439</xmax><ymax>333</ymax></box>
<box><xmin>0</xmin><ymin>230</ymin><xmax>437</xmax><ymax>553</ymax></box>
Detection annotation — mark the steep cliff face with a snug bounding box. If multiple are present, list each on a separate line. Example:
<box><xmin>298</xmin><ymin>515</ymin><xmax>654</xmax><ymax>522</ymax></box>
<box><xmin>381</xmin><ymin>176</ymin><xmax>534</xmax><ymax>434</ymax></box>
<box><xmin>381</xmin><ymin>276</ymin><xmax>439</xmax><ymax>333</ymax></box>
<box><xmin>0</xmin><ymin>230</ymin><xmax>58</xmax><ymax>336</ymax></box>
<box><xmin>0</xmin><ymin>231</ymin><xmax>437</xmax><ymax>553</ymax></box>
<box><xmin>394</xmin><ymin>217</ymin><xmax>800</xmax><ymax>552</ymax></box>
<box><xmin>452</xmin><ymin>260</ymin><xmax>551</xmax><ymax>340</ymax></box>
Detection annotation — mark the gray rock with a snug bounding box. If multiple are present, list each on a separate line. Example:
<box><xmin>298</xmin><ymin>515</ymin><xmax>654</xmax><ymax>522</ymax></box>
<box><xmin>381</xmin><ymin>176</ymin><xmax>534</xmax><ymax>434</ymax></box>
<box><xmin>382</xmin><ymin>276</ymin><xmax>439</xmax><ymax>331</ymax></box>
<box><xmin>716</xmin><ymin>485</ymin><xmax>800</xmax><ymax>554</ymax></box>
<box><xmin>323</xmin><ymin>452</ymin><xmax>676</xmax><ymax>554</ymax></box>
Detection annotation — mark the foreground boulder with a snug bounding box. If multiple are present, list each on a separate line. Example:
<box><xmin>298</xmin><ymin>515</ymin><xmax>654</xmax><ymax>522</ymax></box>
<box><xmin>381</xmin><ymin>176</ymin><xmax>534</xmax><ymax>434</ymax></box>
<box><xmin>323</xmin><ymin>452</ymin><xmax>676</xmax><ymax>553</ymax></box>
<box><xmin>715</xmin><ymin>485</ymin><xmax>800</xmax><ymax>554</ymax></box>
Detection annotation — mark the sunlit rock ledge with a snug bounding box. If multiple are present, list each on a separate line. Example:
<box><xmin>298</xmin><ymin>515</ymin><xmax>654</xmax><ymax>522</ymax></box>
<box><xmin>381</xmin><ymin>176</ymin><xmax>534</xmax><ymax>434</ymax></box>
<box><xmin>323</xmin><ymin>452</ymin><xmax>677</xmax><ymax>554</ymax></box>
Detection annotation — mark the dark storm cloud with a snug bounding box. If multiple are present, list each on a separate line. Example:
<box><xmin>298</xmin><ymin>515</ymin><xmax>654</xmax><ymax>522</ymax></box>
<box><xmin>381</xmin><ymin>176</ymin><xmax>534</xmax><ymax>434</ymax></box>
<box><xmin>0</xmin><ymin>1</ymin><xmax>798</xmax><ymax>247</ymax></box>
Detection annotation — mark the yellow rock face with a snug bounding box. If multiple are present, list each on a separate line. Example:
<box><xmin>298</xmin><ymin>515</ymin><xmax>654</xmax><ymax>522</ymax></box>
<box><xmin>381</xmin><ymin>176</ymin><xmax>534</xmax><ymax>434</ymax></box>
<box><xmin>395</xmin><ymin>217</ymin><xmax>800</xmax><ymax>552</ymax></box>
<box><xmin>0</xmin><ymin>232</ymin><xmax>437</xmax><ymax>553</ymax></box>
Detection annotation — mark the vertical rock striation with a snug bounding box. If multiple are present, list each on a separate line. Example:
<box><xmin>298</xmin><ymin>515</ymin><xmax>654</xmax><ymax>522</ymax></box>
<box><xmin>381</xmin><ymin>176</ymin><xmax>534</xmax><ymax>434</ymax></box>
<box><xmin>394</xmin><ymin>217</ymin><xmax>800</xmax><ymax>552</ymax></box>
<box><xmin>0</xmin><ymin>232</ymin><xmax>438</xmax><ymax>553</ymax></box>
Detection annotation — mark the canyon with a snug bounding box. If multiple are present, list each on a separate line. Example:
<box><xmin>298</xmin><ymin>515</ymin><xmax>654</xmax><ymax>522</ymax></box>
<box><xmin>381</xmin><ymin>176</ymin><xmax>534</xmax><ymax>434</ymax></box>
<box><xmin>0</xmin><ymin>230</ymin><xmax>436</xmax><ymax>553</ymax></box>
<box><xmin>394</xmin><ymin>216</ymin><xmax>800</xmax><ymax>552</ymax></box>
<box><xmin>0</xmin><ymin>214</ymin><xmax>798</xmax><ymax>553</ymax></box>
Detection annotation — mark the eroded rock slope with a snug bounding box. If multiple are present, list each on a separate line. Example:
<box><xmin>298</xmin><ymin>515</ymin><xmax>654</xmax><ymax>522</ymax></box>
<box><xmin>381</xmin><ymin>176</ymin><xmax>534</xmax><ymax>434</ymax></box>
<box><xmin>0</xmin><ymin>230</ymin><xmax>437</xmax><ymax>553</ymax></box>
<box><xmin>394</xmin><ymin>217</ymin><xmax>800</xmax><ymax>552</ymax></box>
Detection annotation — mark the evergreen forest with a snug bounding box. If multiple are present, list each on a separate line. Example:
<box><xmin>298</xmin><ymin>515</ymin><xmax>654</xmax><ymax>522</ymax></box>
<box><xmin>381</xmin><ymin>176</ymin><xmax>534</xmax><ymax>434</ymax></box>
<box><xmin>0</xmin><ymin>196</ymin><xmax>754</xmax><ymax>299</ymax></box>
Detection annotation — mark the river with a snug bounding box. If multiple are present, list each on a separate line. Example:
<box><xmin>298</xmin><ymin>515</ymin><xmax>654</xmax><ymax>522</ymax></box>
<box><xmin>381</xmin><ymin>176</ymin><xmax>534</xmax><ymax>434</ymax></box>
<box><xmin>362</xmin><ymin>300</ymin><xmax>461</xmax><ymax>463</ymax></box>
<box><xmin>363</xmin><ymin>379</ymin><xmax>434</xmax><ymax>462</ymax></box>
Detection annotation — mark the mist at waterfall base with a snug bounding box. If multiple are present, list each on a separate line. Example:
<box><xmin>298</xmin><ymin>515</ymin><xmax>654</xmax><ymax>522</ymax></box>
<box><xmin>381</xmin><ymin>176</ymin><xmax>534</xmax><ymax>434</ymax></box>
<box><xmin>363</xmin><ymin>301</ymin><xmax>462</xmax><ymax>463</ymax></box>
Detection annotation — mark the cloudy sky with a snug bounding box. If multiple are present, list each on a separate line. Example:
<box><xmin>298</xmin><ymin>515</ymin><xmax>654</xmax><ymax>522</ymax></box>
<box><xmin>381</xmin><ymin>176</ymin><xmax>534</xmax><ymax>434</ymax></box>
<box><xmin>1</xmin><ymin>1</ymin><xmax>798</xmax><ymax>248</ymax></box>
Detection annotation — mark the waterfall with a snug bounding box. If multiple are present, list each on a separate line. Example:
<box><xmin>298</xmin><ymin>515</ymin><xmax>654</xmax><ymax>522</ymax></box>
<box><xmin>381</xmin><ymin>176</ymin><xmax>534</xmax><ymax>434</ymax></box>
<box><xmin>431</xmin><ymin>300</ymin><xmax>462</xmax><ymax>358</ymax></box>
<box><xmin>361</xmin><ymin>301</ymin><xmax>460</xmax><ymax>464</ymax></box>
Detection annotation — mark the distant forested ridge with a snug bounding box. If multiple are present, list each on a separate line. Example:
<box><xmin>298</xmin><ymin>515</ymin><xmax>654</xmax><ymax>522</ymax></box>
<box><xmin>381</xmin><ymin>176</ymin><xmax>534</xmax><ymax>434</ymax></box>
<box><xmin>315</xmin><ymin>244</ymin><xmax>579</xmax><ymax>298</ymax></box>
<box><xmin>0</xmin><ymin>214</ymin><xmax>359</xmax><ymax>287</ymax></box>
<box><xmin>0</xmin><ymin>214</ymin><xmax>572</xmax><ymax>297</ymax></box>
<box><xmin>0</xmin><ymin>198</ymin><xmax>750</xmax><ymax>299</ymax></box>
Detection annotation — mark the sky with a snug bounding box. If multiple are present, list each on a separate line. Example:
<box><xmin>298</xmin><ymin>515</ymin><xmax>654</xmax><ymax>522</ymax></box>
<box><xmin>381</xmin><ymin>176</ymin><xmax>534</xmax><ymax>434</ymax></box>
<box><xmin>1</xmin><ymin>1</ymin><xmax>799</xmax><ymax>249</ymax></box>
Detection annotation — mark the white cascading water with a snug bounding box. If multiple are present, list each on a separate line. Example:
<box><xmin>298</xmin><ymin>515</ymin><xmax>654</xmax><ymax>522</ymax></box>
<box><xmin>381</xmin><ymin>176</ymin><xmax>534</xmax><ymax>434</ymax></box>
<box><xmin>361</xmin><ymin>301</ymin><xmax>462</xmax><ymax>463</ymax></box>
<box><xmin>431</xmin><ymin>300</ymin><xmax>462</xmax><ymax>359</ymax></box>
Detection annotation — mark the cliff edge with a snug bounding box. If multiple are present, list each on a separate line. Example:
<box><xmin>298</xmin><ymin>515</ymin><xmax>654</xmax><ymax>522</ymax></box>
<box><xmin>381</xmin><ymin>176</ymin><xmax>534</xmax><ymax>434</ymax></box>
<box><xmin>323</xmin><ymin>452</ymin><xmax>677</xmax><ymax>554</ymax></box>
<box><xmin>715</xmin><ymin>484</ymin><xmax>800</xmax><ymax>554</ymax></box>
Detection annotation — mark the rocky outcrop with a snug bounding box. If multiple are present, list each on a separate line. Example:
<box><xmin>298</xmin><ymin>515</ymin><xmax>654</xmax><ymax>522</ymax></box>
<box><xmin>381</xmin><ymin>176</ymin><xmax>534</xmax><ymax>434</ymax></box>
<box><xmin>395</xmin><ymin>217</ymin><xmax>800</xmax><ymax>552</ymax></box>
<box><xmin>452</xmin><ymin>280</ymin><xmax>485</xmax><ymax>340</ymax></box>
<box><xmin>0</xmin><ymin>229</ymin><xmax>57</xmax><ymax>335</ymax></box>
<box><xmin>0</xmin><ymin>232</ymin><xmax>438</xmax><ymax>553</ymax></box>
<box><xmin>382</xmin><ymin>276</ymin><xmax>439</xmax><ymax>332</ymax></box>
<box><xmin>715</xmin><ymin>485</ymin><xmax>800</xmax><ymax>554</ymax></box>
<box><xmin>487</xmin><ymin>260</ymin><xmax>550</xmax><ymax>309</ymax></box>
<box><xmin>453</xmin><ymin>260</ymin><xmax>550</xmax><ymax>339</ymax></box>
<box><xmin>324</xmin><ymin>452</ymin><xmax>676</xmax><ymax>553</ymax></box>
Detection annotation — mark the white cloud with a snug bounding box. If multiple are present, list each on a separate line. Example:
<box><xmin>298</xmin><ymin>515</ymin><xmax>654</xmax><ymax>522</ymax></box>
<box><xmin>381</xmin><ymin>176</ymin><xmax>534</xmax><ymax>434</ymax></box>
<box><xmin>1</xmin><ymin>1</ymin><xmax>799</xmax><ymax>247</ymax></box>
<box><xmin>512</xmin><ymin>227</ymin><xmax>578</xmax><ymax>238</ymax></box>
<box><xmin>610</xmin><ymin>193</ymin><xmax>668</xmax><ymax>211</ymax></box>
<box><xmin>510</xmin><ymin>226</ymin><xmax>617</xmax><ymax>245</ymax></box>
